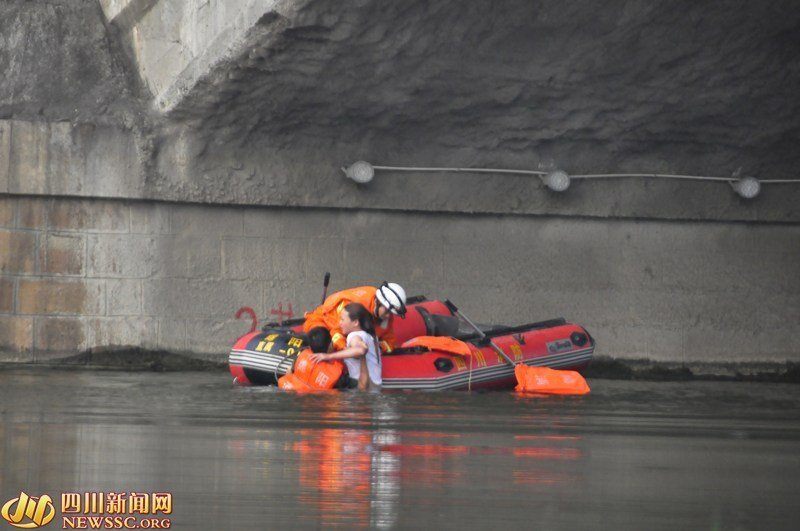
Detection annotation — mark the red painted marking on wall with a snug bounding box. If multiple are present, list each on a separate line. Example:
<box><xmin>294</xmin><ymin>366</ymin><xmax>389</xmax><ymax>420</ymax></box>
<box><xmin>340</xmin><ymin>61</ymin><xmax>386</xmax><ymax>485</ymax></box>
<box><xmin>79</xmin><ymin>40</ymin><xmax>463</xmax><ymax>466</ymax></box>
<box><xmin>235</xmin><ymin>306</ymin><xmax>257</xmax><ymax>333</ymax></box>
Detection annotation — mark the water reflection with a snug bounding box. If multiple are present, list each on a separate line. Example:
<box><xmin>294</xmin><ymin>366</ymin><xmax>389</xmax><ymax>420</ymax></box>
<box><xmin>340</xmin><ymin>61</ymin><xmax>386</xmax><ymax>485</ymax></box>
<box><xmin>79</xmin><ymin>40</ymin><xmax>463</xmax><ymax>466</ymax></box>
<box><xmin>293</xmin><ymin>429</ymin><xmax>384</xmax><ymax>527</ymax></box>
<box><xmin>287</xmin><ymin>400</ymin><xmax>399</xmax><ymax>528</ymax></box>
<box><xmin>246</xmin><ymin>394</ymin><xmax>586</xmax><ymax>528</ymax></box>
<box><xmin>2</xmin><ymin>370</ymin><xmax>800</xmax><ymax>529</ymax></box>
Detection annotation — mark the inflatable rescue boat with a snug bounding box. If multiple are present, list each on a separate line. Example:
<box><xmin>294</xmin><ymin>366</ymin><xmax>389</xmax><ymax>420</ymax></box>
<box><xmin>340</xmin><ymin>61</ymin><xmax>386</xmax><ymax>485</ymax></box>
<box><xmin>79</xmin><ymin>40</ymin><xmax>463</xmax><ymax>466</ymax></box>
<box><xmin>229</xmin><ymin>297</ymin><xmax>594</xmax><ymax>391</ymax></box>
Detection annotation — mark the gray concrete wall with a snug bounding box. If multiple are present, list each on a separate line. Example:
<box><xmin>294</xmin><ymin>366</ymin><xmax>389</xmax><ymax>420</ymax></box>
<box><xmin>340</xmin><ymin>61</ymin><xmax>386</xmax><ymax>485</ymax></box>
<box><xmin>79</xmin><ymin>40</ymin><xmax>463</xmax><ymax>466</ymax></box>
<box><xmin>2</xmin><ymin>193</ymin><xmax>797</xmax><ymax>363</ymax></box>
<box><xmin>1</xmin><ymin>1</ymin><xmax>798</xmax><ymax>365</ymax></box>
<box><xmin>6</xmin><ymin>1</ymin><xmax>795</xmax><ymax>224</ymax></box>
<box><xmin>2</xmin><ymin>118</ymin><xmax>798</xmax><ymax>225</ymax></box>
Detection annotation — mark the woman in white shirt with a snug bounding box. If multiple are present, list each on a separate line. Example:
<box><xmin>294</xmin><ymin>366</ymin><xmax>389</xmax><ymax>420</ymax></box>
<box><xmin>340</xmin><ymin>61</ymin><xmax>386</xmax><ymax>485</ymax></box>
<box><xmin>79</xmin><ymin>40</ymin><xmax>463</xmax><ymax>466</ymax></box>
<box><xmin>309</xmin><ymin>302</ymin><xmax>381</xmax><ymax>390</ymax></box>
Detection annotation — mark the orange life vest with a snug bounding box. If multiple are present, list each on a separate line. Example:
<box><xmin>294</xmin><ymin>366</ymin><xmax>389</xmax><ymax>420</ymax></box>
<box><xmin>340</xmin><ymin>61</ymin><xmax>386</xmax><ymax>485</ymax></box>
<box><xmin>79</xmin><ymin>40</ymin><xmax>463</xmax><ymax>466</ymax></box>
<box><xmin>514</xmin><ymin>364</ymin><xmax>590</xmax><ymax>395</ymax></box>
<box><xmin>401</xmin><ymin>336</ymin><xmax>475</xmax><ymax>357</ymax></box>
<box><xmin>277</xmin><ymin>373</ymin><xmax>314</xmax><ymax>392</ymax></box>
<box><xmin>303</xmin><ymin>286</ymin><xmax>397</xmax><ymax>352</ymax></box>
<box><xmin>278</xmin><ymin>349</ymin><xmax>345</xmax><ymax>391</ymax></box>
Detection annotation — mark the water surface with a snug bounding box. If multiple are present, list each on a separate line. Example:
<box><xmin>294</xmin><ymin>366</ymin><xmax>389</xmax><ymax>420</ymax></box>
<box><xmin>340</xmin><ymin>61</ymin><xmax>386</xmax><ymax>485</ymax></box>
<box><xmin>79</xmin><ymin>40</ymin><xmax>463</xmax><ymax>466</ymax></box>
<box><xmin>2</xmin><ymin>369</ymin><xmax>799</xmax><ymax>529</ymax></box>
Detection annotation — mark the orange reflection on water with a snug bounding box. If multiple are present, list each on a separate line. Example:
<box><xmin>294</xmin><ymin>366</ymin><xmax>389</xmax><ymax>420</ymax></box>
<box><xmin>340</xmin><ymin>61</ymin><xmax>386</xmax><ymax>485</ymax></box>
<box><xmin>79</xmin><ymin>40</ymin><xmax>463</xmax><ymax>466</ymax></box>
<box><xmin>378</xmin><ymin>443</ymin><xmax>470</xmax><ymax>456</ymax></box>
<box><xmin>379</xmin><ymin>442</ymin><xmax>580</xmax><ymax>460</ymax></box>
<box><xmin>512</xmin><ymin>446</ymin><xmax>581</xmax><ymax>460</ymax></box>
<box><xmin>511</xmin><ymin>436</ymin><xmax>582</xmax><ymax>486</ymax></box>
<box><xmin>293</xmin><ymin>428</ymin><xmax>373</xmax><ymax>527</ymax></box>
<box><xmin>512</xmin><ymin>469</ymin><xmax>575</xmax><ymax>486</ymax></box>
<box><xmin>402</xmin><ymin>431</ymin><xmax>463</xmax><ymax>439</ymax></box>
<box><xmin>513</xmin><ymin>434</ymin><xmax>580</xmax><ymax>441</ymax></box>
<box><xmin>289</xmin><ymin>407</ymin><xmax>585</xmax><ymax>523</ymax></box>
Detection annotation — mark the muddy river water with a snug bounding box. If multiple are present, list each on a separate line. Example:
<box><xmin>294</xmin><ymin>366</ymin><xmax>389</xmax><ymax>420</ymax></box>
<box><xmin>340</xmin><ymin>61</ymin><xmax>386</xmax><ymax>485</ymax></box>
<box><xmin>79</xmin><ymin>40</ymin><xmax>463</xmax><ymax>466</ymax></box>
<box><xmin>1</xmin><ymin>369</ymin><xmax>799</xmax><ymax>530</ymax></box>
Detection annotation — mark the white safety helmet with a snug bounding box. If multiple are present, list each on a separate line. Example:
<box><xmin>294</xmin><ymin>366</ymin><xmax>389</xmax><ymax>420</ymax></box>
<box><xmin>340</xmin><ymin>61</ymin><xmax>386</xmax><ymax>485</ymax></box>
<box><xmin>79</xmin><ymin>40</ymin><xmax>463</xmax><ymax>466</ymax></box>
<box><xmin>376</xmin><ymin>281</ymin><xmax>407</xmax><ymax>317</ymax></box>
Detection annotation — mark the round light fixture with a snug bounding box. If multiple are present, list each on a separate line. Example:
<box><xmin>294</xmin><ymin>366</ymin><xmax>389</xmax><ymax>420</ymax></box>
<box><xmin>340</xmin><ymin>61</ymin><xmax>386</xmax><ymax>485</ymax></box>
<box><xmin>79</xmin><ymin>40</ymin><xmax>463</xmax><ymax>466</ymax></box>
<box><xmin>342</xmin><ymin>161</ymin><xmax>375</xmax><ymax>184</ymax></box>
<box><xmin>731</xmin><ymin>176</ymin><xmax>760</xmax><ymax>199</ymax></box>
<box><xmin>542</xmin><ymin>170</ymin><xmax>570</xmax><ymax>192</ymax></box>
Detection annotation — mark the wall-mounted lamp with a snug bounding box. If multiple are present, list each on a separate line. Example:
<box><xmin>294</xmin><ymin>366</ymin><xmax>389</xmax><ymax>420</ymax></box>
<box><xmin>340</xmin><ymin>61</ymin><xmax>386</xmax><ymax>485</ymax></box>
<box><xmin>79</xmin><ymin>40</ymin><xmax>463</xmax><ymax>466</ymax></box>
<box><xmin>341</xmin><ymin>161</ymin><xmax>797</xmax><ymax>199</ymax></box>
<box><xmin>341</xmin><ymin>160</ymin><xmax>375</xmax><ymax>184</ymax></box>
<box><xmin>541</xmin><ymin>170</ymin><xmax>571</xmax><ymax>192</ymax></box>
<box><xmin>730</xmin><ymin>176</ymin><xmax>761</xmax><ymax>199</ymax></box>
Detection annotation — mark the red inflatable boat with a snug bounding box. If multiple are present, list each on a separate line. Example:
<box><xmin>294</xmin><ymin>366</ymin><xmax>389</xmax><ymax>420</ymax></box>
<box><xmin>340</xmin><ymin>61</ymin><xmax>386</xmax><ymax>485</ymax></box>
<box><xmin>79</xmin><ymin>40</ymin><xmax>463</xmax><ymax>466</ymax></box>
<box><xmin>229</xmin><ymin>297</ymin><xmax>594</xmax><ymax>391</ymax></box>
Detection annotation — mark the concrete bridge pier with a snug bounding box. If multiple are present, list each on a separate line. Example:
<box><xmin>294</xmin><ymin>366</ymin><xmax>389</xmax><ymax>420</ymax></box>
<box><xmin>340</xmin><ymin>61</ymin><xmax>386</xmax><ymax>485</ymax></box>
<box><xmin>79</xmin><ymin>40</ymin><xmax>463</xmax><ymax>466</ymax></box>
<box><xmin>0</xmin><ymin>0</ymin><xmax>798</xmax><ymax>366</ymax></box>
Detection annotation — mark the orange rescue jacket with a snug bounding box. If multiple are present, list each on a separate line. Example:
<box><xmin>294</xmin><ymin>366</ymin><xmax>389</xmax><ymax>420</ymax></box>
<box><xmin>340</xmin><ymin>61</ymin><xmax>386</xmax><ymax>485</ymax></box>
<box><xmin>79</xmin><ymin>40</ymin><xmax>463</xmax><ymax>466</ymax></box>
<box><xmin>278</xmin><ymin>349</ymin><xmax>344</xmax><ymax>391</ymax></box>
<box><xmin>303</xmin><ymin>286</ymin><xmax>397</xmax><ymax>352</ymax></box>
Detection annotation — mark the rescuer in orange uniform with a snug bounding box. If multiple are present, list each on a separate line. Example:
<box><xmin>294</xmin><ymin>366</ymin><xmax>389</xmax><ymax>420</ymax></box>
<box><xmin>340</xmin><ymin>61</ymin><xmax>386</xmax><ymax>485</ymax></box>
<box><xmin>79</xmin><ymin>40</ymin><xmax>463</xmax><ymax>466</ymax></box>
<box><xmin>303</xmin><ymin>282</ymin><xmax>407</xmax><ymax>354</ymax></box>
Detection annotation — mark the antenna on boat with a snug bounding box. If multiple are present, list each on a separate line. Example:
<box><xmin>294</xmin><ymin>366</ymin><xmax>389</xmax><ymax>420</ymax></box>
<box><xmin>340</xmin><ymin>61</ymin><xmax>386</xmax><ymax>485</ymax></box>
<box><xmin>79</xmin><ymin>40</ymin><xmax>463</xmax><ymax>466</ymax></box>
<box><xmin>444</xmin><ymin>300</ymin><xmax>516</xmax><ymax>366</ymax></box>
<box><xmin>321</xmin><ymin>272</ymin><xmax>331</xmax><ymax>305</ymax></box>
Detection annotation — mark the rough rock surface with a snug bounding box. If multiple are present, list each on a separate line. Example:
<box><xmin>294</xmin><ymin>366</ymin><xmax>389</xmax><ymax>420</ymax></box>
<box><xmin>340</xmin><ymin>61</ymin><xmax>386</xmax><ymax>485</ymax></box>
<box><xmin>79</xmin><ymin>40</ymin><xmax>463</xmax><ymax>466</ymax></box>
<box><xmin>0</xmin><ymin>0</ymin><xmax>146</xmax><ymax>127</ymax></box>
<box><xmin>175</xmin><ymin>0</ymin><xmax>800</xmax><ymax>181</ymax></box>
<box><xmin>2</xmin><ymin>0</ymin><xmax>799</xmax><ymax>220</ymax></box>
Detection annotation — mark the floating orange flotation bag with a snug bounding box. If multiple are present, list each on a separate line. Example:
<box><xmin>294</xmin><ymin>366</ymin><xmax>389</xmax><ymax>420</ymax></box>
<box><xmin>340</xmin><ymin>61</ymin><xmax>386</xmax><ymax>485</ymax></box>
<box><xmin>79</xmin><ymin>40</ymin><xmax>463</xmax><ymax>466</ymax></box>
<box><xmin>401</xmin><ymin>336</ymin><xmax>475</xmax><ymax>357</ymax></box>
<box><xmin>514</xmin><ymin>364</ymin><xmax>590</xmax><ymax>395</ymax></box>
<box><xmin>278</xmin><ymin>349</ymin><xmax>344</xmax><ymax>392</ymax></box>
<box><xmin>277</xmin><ymin>373</ymin><xmax>314</xmax><ymax>392</ymax></box>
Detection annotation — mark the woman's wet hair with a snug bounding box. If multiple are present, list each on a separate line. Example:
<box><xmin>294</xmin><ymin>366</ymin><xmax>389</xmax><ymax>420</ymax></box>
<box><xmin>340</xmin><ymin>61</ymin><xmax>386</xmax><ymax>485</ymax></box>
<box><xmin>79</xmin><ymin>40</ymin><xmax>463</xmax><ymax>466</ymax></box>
<box><xmin>344</xmin><ymin>302</ymin><xmax>382</xmax><ymax>363</ymax></box>
<box><xmin>344</xmin><ymin>302</ymin><xmax>376</xmax><ymax>335</ymax></box>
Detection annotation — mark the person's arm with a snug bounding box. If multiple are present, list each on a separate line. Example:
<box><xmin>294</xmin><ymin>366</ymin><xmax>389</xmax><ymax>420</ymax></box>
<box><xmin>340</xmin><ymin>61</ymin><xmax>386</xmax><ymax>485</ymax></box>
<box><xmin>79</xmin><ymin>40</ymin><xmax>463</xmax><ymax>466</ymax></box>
<box><xmin>310</xmin><ymin>336</ymin><xmax>367</xmax><ymax>363</ymax></box>
<box><xmin>378</xmin><ymin>322</ymin><xmax>396</xmax><ymax>353</ymax></box>
<box><xmin>304</xmin><ymin>292</ymin><xmax>350</xmax><ymax>350</ymax></box>
<box><xmin>330</xmin><ymin>328</ymin><xmax>348</xmax><ymax>351</ymax></box>
<box><xmin>358</xmin><ymin>357</ymin><xmax>369</xmax><ymax>390</ymax></box>
<box><xmin>327</xmin><ymin>301</ymin><xmax>350</xmax><ymax>351</ymax></box>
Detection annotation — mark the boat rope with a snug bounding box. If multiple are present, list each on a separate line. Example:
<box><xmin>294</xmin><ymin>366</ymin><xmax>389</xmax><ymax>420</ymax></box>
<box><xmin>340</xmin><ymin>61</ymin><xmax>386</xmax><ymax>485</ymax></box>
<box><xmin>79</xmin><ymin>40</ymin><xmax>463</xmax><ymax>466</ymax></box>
<box><xmin>468</xmin><ymin>352</ymin><xmax>473</xmax><ymax>392</ymax></box>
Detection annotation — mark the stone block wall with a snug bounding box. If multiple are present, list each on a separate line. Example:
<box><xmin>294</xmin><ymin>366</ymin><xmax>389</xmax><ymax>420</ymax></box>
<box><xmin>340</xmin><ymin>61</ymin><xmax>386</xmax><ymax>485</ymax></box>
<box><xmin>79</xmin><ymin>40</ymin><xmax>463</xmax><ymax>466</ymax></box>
<box><xmin>2</xmin><ymin>2</ymin><xmax>798</xmax><ymax>369</ymax></box>
<box><xmin>1</xmin><ymin>193</ymin><xmax>798</xmax><ymax>363</ymax></box>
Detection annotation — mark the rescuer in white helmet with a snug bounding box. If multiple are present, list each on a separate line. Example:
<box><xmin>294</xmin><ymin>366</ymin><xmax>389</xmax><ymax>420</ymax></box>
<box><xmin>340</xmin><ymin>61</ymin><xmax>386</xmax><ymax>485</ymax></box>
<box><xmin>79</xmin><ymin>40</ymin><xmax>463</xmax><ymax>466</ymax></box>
<box><xmin>303</xmin><ymin>281</ymin><xmax>407</xmax><ymax>354</ymax></box>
